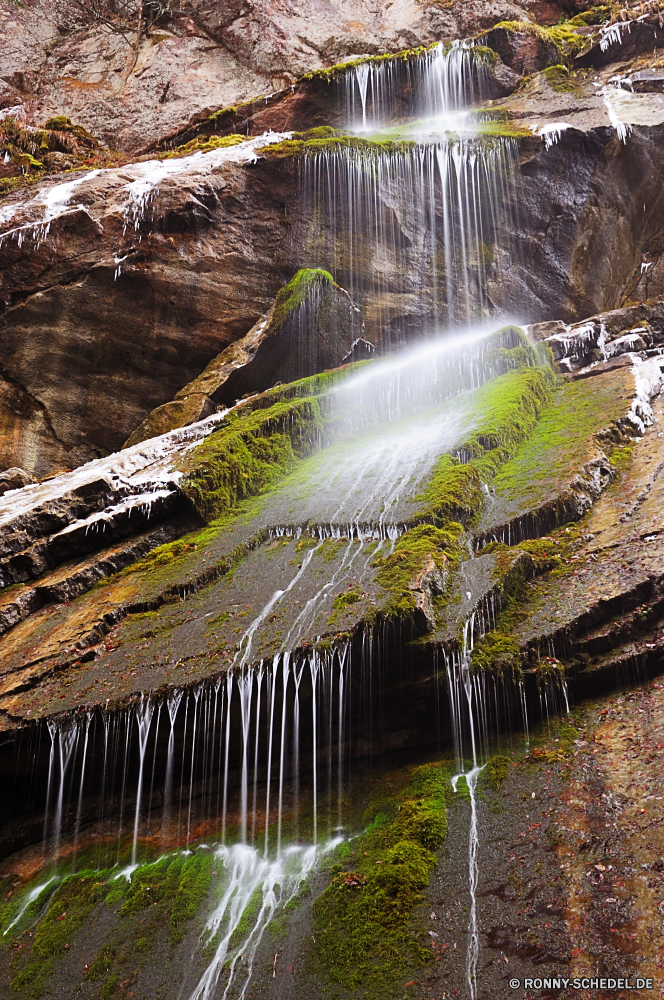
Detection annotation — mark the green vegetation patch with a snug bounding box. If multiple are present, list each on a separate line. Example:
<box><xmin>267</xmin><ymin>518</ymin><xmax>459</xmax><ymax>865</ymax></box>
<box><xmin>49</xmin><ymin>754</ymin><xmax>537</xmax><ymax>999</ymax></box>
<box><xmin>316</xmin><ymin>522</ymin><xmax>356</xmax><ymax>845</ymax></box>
<box><xmin>490</xmin><ymin>370</ymin><xmax>632</xmax><ymax>511</ymax></box>
<box><xmin>302</xmin><ymin>38</ymin><xmax>498</xmax><ymax>85</ymax></box>
<box><xmin>121</xmin><ymin>855</ymin><xmax>184</xmax><ymax>916</ymax></box>
<box><xmin>169</xmin><ymin>852</ymin><xmax>213</xmax><ymax>944</ymax></box>
<box><xmin>9</xmin><ymin>869</ymin><xmax>112</xmax><ymax>994</ymax></box>
<box><xmin>271</xmin><ymin>267</ymin><xmax>335</xmax><ymax>328</ymax></box>
<box><xmin>489</xmin><ymin>20</ymin><xmax>588</xmax><ymax>64</ymax></box>
<box><xmin>302</xmin><ymin>45</ymin><xmax>434</xmax><ymax>83</ymax></box>
<box><xmin>372</xmin><ymin>523</ymin><xmax>464</xmax><ymax>621</ymax></box>
<box><xmin>568</xmin><ymin>7</ymin><xmax>611</xmax><ymax>27</ymax></box>
<box><xmin>476</xmin><ymin>120</ymin><xmax>533</xmax><ymax>140</ymax></box>
<box><xmin>262</xmin><ymin>134</ymin><xmax>417</xmax><ymax>158</ymax></box>
<box><xmin>471</xmin><ymin>631</ymin><xmax>522</xmax><ymax>676</ymax></box>
<box><xmin>313</xmin><ymin>763</ymin><xmax>448</xmax><ymax>993</ymax></box>
<box><xmin>160</xmin><ymin>134</ymin><xmax>246</xmax><ymax>159</ymax></box>
<box><xmin>178</xmin><ymin>395</ymin><xmax>325</xmax><ymax>522</ymax></box>
<box><xmin>86</xmin><ymin>943</ymin><xmax>116</xmax><ymax>980</ymax></box>
<box><xmin>478</xmin><ymin>753</ymin><xmax>512</xmax><ymax>791</ymax></box>
<box><xmin>417</xmin><ymin>364</ymin><xmax>555</xmax><ymax>525</ymax></box>
<box><xmin>327</xmin><ymin>585</ymin><xmax>364</xmax><ymax>626</ymax></box>
<box><xmin>542</xmin><ymin>64</ymin><xmax>585</xmax><ymax>94</ymax></box>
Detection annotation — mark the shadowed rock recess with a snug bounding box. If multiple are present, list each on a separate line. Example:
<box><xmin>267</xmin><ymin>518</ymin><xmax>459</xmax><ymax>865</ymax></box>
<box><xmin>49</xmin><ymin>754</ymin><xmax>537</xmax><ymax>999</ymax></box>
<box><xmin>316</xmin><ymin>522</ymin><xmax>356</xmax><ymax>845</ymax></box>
<box><xmin>1</xmin><ymin>3</ymin><xmax>664</xmax><ymax>999</ymax></box>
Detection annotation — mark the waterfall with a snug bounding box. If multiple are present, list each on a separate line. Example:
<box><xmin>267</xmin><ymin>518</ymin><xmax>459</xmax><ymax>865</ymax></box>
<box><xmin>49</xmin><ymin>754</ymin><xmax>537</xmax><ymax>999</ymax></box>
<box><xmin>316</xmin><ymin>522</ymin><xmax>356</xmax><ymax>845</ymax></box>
<box><xmin>26</xmin><ymin>642</ymin><xmax>351</xmax><ymax>866</ymax></box>
<box><xmin>301</xmin><ymin>139</ymin><xmax>518</xmax><ymax>336</ymax></box>
<box><xmin>299</xmin><ymin>42</ymin><xmax>520</xmax><ymax>338</ymax></box>
<box><xmin>131</xmin><ymin>695</ymin><xmax>154</xmax><ymax>863</ymax></box>
<box><xmin>343</xmin><ymin>41</ymin><xmax>492</xmax><ymax>134</ymax></box>
<box><xmin>449</xmin><ymin>618</ymin><xmax>483</xmax><ymax>1000</ymax></box>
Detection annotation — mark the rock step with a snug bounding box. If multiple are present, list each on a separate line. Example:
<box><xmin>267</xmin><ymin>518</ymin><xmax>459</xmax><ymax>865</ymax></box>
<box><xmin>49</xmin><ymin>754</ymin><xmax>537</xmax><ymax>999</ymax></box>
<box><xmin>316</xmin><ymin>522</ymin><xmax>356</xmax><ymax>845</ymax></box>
<box><xmin>0</xmin><ymin>515</ymin><xmax>200</xmax><ymax>638</ymax></box>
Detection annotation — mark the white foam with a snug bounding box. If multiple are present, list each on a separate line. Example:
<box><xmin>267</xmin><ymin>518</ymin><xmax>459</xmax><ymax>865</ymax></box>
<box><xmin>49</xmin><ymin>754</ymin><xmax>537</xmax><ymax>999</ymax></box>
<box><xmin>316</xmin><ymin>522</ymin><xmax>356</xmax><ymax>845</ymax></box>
<box><xmin>602</xmin><ymin>84</ymin><xmax>633</xmax><ymax>143</ymax></box>
<box><xmin>628</xmin><ymin>354</ymin><xmax>664</xmax><ymax>432</ymax></box>
<box><xmin>531</xmin><ymin>122</ymin><xmax>573</xmax><ymax>150</ymax></box>
<box><xmin>0</xmin><ymin>408</ymin><xmax>230</xmax><ymax>529</ymax></box>
<box><xmin>122</xmin><ymin>132</ymin><xmax>289</xmax><ymax>230</ymax></box>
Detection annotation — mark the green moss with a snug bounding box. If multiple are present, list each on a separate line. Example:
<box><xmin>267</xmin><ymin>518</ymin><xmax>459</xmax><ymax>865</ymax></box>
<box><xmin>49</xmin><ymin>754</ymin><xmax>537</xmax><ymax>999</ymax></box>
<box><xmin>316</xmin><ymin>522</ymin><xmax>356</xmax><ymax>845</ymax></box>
<box><xmin>535</xmin><ymin>655</ymin><xmax>566</xmax><ymax>689</ymax></box>
<box><xmin>479</xmin><ymin>754</ymin><xmax>512</xmax><ymax>790</ymax></box>
<box><xmin>224</xmin><ymin>886</ymin><xmax>263</xmax><ymax>953</ymax></box>
<box><xmin>418</xmin><ymin>457</ymin><xmax>483</xmax><ymax>524</ymax></box>
<box><xmin>392</xmin><ymin>800</ymin><xmax>447</xmax><ymax>850</ymax></box>
<box><xmin>10</xmin><ymin>870</ymin><xmax>111</xmax><ymax>994</ymax></box>
<box><xmin>313</xmin><ymin>763</ymin><xmax>448</xmax><ymax>993</ymax></box>
<box><xmin>471</xmin><ymin>632</ymin><xmax>521</xmax><ymax>676</ymax></box>
<box><xmin>327</xmin><ymin>586</ymin><xmax>364</xmax><ymax>626</ymax></box>
<box><xmin>542</xmin><ymin>64</ymin><xmax>588</xmax><ymax>95</ymax></box>
<box><xmin>86</xmin><ymin>944</ymin><xmax>116</xmax><ymax>980</ymax></box>
<box><xmin>516</xmin><ymin>537</ymin><xmax>562</xmax><ymax>574</ymax></box>
<box><xmin>160</xmin><ymin>134</ymin><xmax>246</xmax><ymax>159</ymax></box>
<box><xmin>261</xmin><ymin>135</ymin><xmax>417</xmax><ymax>158</ymax></box>
<box><xmin>178</xmin><ymin>395</ymin><xmax>325</xmax><ymax>522</ymax></box>
<box><xmin>372</xmin><ymin>522</ymin><xmax>464</xmax><ymax>620</ymax></box>
<box><xmin>490</xmin><ymin>19</ymin><xmax>587</xmax><ymax>65</ymax></box>
<box><xmin>568</xmin><ymin>7</ymin><xmax>610</xmax><ymax>26</ymax></box>
<box><xmin>417</xmin><ymin>365</ymin><xmax>555</xmax><ymax>525</ymax></box>
<box><xmin>476</xmin><ymin>120</ymin><xmax>533</xmax><ymax>140</ymax></box>
<box><xmin>331</xmin><ymin>587</ymin><xmax>362</xmax><ymax>611</ymax></box>
<box><xmin>491</xmin><ymin>373</ymin><xmax>629</xmax><ymax>511</ymax></box>
<box><xmin>290</xmin><ymin>126</ymin><xmax>338</xmax><ymax>140</ymax></box>
<box><xmin>271</xmin><ymin>268</ymin><xmax>334</xmax><ymax>328</ymax></box>
<box><xmin>44</xmin><ymin>116</ymin><xmax>73</xmax><ymax>129</ymax></box>
<box><xmin>303</xmin><ymin>46</ymin><xmax>431</xmax><ymax>83</ymax></box>
<box><xmin>100</xmin><ymin>974</ymin><xmax>120</xmax><ymax>999</ymax></box>
<box><xmin>16</xmin><ymin>152</ymin><xmax>44</xmax><ymax>170</ymax></box>
<box><xmin>121</xmin><ymin>855</ymin><xmax>182</xmax><ymax>916</ymax></box>
<box><xmin>209</xmin><ymin>96</ymin><xmax>263</xmax><ymax>121</ymax></box>
<box><xmin>169</xmin><ymin>852</ymin><xmax>213</xmax><ymax>944</ymax></box>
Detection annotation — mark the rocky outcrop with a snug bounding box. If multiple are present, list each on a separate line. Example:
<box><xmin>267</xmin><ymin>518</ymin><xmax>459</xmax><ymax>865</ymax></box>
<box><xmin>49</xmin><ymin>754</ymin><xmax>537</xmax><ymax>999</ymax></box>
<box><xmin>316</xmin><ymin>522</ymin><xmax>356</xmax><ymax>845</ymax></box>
<box><xmin>0</xmin><ymin>468</ymin><xmax>34</xmax><ymax>497</ymax></box>
<box><xmin>2</xmin><ymin>7</ymin><xmax>664</xmax><ymax>477</ymax></box>
<box><xmin>528</xmin><ymin>299</ymin><xmax>664</xmax><ymax>372</ymax></box>
<box><xmin>0</xmin><ymin>137</ymin><xmax>301</xmax><ymax>475</ymax></box>
<box><xmin>2</xmin><ymin>119</ymin><xmax>664</xmax><ymax>476</ymax></box>
<box><xmin>125</xmin><ymin>267</ymin><xmax>366</xmax><ymax>446</ymax></box>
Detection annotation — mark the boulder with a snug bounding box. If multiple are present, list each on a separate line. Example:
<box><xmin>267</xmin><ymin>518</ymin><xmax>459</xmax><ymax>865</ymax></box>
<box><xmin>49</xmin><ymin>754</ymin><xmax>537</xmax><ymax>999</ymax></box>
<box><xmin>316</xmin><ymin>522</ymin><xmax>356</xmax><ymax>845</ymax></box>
<box><xmin>0</xmin><ymin>467</ymin><xmax>34</xmax><ymax>496</ymax></box>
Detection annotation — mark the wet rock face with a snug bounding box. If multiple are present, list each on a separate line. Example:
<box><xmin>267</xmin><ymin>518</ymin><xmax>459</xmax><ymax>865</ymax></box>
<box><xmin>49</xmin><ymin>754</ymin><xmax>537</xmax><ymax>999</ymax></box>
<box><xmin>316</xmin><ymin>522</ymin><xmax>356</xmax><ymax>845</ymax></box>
<box><xmin>503</xmin><ymin>124</ymin><xmax>664</xmax><ymax>322</ymax></box>
<box><xmin>0</xmin><ymin>152</ymin><xmax>299</xmax><ymax>475</ymax></box>
<box><xmin>1</xmin><ymin>119</ymin><xmax>663</xmax><ymax>476</ymax></box>
<box><xmin>483</xmin><ymin>24</ymin><xmax>561</xmax><ymax>76</ymax></box>
<box><xmin>125</xmin><ymin>269</ymin><xmax>365</xmax><ymax>446</ymax></box>
<box><xmin>0</xmin><ymin>468</ymin><xmax>34</xmax><ymax>497</ymax></box>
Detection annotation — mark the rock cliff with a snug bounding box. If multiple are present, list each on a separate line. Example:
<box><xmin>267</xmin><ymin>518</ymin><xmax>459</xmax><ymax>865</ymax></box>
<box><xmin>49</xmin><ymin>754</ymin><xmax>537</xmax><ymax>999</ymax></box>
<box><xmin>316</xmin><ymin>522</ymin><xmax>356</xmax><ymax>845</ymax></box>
<box><xmin>2</xmin><ymin>4</ymin><xmax>664</xmax><ymax>999</ymax></box>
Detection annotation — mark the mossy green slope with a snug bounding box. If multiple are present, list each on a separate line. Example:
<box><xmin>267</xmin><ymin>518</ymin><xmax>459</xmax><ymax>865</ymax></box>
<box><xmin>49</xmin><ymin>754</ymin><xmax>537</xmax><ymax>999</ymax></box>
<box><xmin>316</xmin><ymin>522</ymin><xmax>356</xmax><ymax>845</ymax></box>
<box><xmin>313</xmin><ymin>763</ymin><xmax>450</xmax><ymax>994</ymax></box>
<box><xmin>4</xmin><ymin>851</ymin><xmax>216</xmax><ymax>997</ymax></box>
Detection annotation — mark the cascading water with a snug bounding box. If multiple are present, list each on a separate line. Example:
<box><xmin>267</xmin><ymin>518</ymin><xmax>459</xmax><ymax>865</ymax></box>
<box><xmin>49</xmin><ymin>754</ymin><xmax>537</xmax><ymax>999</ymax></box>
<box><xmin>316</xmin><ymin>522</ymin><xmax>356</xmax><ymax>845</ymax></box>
<box><xmin>0</xmin><ymin>41</ymin><xmax>595</xmax><ymax>1000</ymax></box>
<box><xmin>447</xmin><ymin>616</ymin><xmax>485</xmax><ymax>1000</ymax></box>
<box><xmin>444</xmin><ymin>598</ymin><xmax>572</xmax><ymax>998</ymax></box>
<box><xmin>299</xmin><ymin>42</ymin><xmax>520</xmax><ymax>338</ymax></box>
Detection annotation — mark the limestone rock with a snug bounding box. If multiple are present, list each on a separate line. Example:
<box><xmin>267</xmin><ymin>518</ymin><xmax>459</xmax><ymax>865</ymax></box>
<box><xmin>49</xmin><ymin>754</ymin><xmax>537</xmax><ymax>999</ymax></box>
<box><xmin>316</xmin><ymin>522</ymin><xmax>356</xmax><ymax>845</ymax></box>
<box><xmin>528</xmin><ymin>300</ymin><xmax>664</xmax><ymax>372</ymax></box>
<box><xmin>482</xmin><ymin>23</ymin><xmax>562</xmax><ymax>76</ymax></box>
